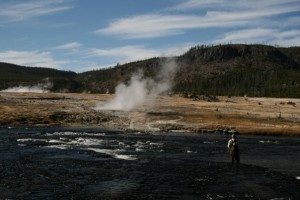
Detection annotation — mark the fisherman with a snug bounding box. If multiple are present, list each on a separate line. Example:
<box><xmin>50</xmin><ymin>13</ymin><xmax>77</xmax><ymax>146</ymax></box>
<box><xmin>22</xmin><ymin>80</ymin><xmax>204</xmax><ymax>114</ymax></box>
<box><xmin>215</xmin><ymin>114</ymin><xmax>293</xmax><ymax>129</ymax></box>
<box><xmin>227</xmin><ymin>133</ymin><xmax>240</xmax><ymax>164</ymax></box>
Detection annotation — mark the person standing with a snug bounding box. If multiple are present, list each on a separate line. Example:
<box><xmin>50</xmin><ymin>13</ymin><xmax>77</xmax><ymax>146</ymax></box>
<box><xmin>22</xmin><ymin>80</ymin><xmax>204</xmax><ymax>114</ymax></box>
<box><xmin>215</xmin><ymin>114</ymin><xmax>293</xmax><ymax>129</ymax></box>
<box><xmin>227</xmin><ymin>134</ymin><xmax>240</xmax><ymax>164</ymax></box>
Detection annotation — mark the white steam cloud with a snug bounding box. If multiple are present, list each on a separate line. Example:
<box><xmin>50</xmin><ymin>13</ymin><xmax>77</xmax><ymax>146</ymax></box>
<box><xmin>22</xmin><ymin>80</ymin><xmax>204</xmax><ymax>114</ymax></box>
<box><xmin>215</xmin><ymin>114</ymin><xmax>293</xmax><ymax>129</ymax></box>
<box><xmin>95</xmin><ymin>58</ymin><xmax>179</xmax><ymax>111</ymax></box>
<box><xmin>1</xmin><ymin>78</ymin><xmax>52</xmax><ymax>93</ymax></box>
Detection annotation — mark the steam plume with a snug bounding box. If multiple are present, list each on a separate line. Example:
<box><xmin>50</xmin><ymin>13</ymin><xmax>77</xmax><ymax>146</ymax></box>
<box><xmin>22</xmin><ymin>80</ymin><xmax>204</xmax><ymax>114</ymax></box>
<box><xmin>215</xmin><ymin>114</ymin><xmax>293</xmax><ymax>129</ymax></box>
<box><xmin>1</xmin><ymin>78</ymin><xmax>52</xmax><ymax>93</ymax></box>
<box><xmin>95</xmin><ymin>58</ymin><xmax>179</xmax><ymax>111</ymax></box>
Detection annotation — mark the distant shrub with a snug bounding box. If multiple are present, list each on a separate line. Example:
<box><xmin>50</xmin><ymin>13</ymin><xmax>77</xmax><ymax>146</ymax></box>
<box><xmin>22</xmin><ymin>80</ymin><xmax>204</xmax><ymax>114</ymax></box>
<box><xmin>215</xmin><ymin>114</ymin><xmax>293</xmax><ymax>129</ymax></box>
<box><xmin>287</xmin><ymin>101</ymin><xmax>296</xmax><ymax>107</ymax></box>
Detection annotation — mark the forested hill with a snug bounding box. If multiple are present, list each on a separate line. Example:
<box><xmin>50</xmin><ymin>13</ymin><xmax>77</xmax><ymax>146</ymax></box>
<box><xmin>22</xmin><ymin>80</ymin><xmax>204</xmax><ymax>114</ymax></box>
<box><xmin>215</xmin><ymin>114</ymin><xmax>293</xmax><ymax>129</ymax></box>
<box><xmin>76</xmin><ymin>44</ymin><xmax>300</xmax><ymax>97</ymax></box>
<box><xmin>0</xmin><ymin>62</ymin><xmax>81</xmax><ymax>92</ymax></box>
<box><xmin>1</xmin><ymin>44</ymin><xmax>300</xmax><ymax>97</ymax></box>
<box><xmin>175</xmin><ymin>44</ymin><xmax>300</xmax><ymax>97</ymax></box>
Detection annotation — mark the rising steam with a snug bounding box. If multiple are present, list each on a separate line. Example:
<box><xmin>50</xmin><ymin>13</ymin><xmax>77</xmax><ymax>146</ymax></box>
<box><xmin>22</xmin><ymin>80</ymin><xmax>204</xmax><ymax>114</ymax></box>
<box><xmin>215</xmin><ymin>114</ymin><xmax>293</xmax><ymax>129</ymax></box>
<box><xmin>95</xmin><ymin>58</ymin><xmax>179</xmax><ymax>111</ymax></box>
<box><xmin>1</xmin><ymin>78</ymin><xmax>52</xmax><ymax>93</ymax></box>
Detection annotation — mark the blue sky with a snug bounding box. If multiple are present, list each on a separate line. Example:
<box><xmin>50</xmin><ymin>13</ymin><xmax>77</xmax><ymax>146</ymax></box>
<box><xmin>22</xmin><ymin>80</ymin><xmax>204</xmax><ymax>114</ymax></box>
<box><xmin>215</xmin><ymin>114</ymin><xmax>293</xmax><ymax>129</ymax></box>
<box><xmin>0</xmin><ymin>0</ymin><xmax>300</xmax><ymax>72</ymax></box>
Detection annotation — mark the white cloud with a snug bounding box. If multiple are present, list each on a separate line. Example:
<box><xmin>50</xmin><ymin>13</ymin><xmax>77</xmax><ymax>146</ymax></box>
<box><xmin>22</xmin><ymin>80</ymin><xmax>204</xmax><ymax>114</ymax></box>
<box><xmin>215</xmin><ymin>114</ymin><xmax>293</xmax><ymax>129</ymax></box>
<box><xmin>170</xmin><ymin>0</ymin><xmax>225</xmax><ymax>10</ymax></box>
<box><xmin>159</xmin><ymin>43</ymin><xmax>192</xmax><ymax>57</ymax></box>
<box><xmin>212</xmin><ymin>28</ymin><xmax>300</xmax><ymax>46</ymax></box>
<box><xmin>87</xmin><ymin>44</ymin><xmax>190</xmax><ymax>64</ymax></box>
<box><xmin>88</xmin><ymin>45</ymin><xmax>158</xmax><ymax>62</ymax></box>
<box><xmin>172</xmin><ymin>0</ymin><xmax>300</xmax><ymax>10</ymax></box>
<box><xmin>278</xmin><ymin>30</ymin><xmax>300</xmax><ymax>38</ymax></box>
<box><xmin>273</xmin><ymin>30</ymin><xmax>300</xmax><ymax>46</ymax></box>
<box><xmin>213</xmin><ymin>28</ymin><xmax>275</xmax><ymax>44</ymax></box>
<box><xmin>0</xmin><ymin>0</ymin><xmax>72</xmax><ymax>22</ymax></box>
<box><xmin>96</xmin><ymin>14</ymin><xmax>246</xmax><ymax>39</ymax></box>
<box><xmin>96</xmin><ymin>14</ymin><xmax>189</xmax><ymax>39</ymax></box>
<box><xmin>54</xmin><ymin>42</ymin><xmax>82</xmax><ymax>50</ymax></box>
<box><xmin>96</xmin><ymin>0</ymin><xmax>300</xmax><ymax>40</ymax></box>
<box><xmin>0</xmin><ymin>50</ymin><xmax>67</xmax><ymax>69</ymax></box>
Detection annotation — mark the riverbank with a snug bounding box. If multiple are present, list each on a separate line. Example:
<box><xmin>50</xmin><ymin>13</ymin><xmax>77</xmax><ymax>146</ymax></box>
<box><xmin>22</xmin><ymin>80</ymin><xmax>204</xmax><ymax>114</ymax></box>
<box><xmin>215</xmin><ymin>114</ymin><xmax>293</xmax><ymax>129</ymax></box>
<box><xmin>1</xmin><ymin>92</ymin><xmax>300</xmax><ymax>136</ymax></box>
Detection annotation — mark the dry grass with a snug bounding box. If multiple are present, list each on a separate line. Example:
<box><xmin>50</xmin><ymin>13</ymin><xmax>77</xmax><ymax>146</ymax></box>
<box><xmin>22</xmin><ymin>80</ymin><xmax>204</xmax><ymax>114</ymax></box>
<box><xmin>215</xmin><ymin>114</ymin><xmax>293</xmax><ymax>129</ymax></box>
<box><xmin>134</xmin><ymin>95</ymin><xmax>300</xmax><ymax>135</ymax></box>
<box><xmin>0</xmin><ymin>92</ymin><xmax>300</xmax><ymax>136</ymax></box>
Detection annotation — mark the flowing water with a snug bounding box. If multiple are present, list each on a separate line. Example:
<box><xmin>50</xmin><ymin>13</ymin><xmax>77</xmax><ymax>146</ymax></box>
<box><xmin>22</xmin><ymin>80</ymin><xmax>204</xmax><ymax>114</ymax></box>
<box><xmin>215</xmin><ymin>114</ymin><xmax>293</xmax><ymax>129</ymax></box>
<box><xmin>0</xmin><ymin>127</ymin><xmax>299</xmax><ymax>199</ymax></box>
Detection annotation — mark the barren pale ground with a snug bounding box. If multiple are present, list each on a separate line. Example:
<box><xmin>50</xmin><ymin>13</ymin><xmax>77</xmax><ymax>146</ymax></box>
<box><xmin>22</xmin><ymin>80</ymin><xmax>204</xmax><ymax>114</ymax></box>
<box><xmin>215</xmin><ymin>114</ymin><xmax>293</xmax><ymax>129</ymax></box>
<box><xmin>1</xmin><ymin>92</ymin><xmax>300</xmax><ymax>135</ymax></box>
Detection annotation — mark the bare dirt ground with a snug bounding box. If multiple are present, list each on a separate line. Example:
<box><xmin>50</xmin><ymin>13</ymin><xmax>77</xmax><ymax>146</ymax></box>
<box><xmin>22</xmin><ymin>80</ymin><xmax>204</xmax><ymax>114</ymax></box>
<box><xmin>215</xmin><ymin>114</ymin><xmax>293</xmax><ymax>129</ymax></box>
<box><xmin>1</xmin><ymin>92</ymin><xmax>300</xmax><ymax>136</ymax></box>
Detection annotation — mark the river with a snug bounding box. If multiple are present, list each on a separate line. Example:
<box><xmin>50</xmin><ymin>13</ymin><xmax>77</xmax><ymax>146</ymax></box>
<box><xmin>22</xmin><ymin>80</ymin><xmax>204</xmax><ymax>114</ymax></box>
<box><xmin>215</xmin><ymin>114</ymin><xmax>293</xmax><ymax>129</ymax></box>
<box><xmin>0</xmin><ymin>126</ymin><xmax>299</xmax><ymax>199</ymax></box>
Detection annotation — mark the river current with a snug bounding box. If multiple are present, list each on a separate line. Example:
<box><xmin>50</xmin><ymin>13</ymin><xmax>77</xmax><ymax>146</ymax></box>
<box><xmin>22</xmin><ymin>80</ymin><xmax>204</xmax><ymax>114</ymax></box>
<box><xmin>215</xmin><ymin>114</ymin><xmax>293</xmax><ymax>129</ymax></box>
<box><xmin>0</xmin><ymin>127</ymin><xmax>299</xmax><ymax>199</ymax></box>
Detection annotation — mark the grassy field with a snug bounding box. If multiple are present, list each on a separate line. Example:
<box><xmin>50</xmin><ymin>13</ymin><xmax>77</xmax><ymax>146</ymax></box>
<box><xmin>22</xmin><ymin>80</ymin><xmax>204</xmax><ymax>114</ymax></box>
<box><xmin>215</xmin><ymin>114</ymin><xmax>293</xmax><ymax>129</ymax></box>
<box><xmin>0</xmin><ymin>92</ymin><xmax>299</xmax><ymax>136</ymax></box>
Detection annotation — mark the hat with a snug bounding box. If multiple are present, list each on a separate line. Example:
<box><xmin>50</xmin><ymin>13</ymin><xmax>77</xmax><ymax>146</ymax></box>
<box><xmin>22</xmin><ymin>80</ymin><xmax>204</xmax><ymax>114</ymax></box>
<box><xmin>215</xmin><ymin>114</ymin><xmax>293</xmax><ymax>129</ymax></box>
<box><xmin>231</xmin><ymin>134</ymin><xmax>236</xmax><ymax>138</ymax></box>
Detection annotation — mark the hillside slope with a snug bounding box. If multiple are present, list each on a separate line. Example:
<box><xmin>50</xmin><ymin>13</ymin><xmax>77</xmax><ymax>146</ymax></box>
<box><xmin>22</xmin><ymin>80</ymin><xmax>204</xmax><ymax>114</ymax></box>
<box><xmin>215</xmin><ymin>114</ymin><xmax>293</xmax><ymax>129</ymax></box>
<box><xmin>0</xmin><ymin>62</ymin><xmax>81</xmax><ymax>92</ymax></box>
<box><xmin>1</xmin><ymin>44</ymin><xmax>300</xmax><ymax>97</ymax></box>
<box><xmin>76</xmin><ymin>44</ymin><xmax>300</xmax><ymax>97</ymax></box>
<box><xmin>175</xmin><ymin>44</ymin><xmax>300</xmax><ymax>97</ymax></box>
